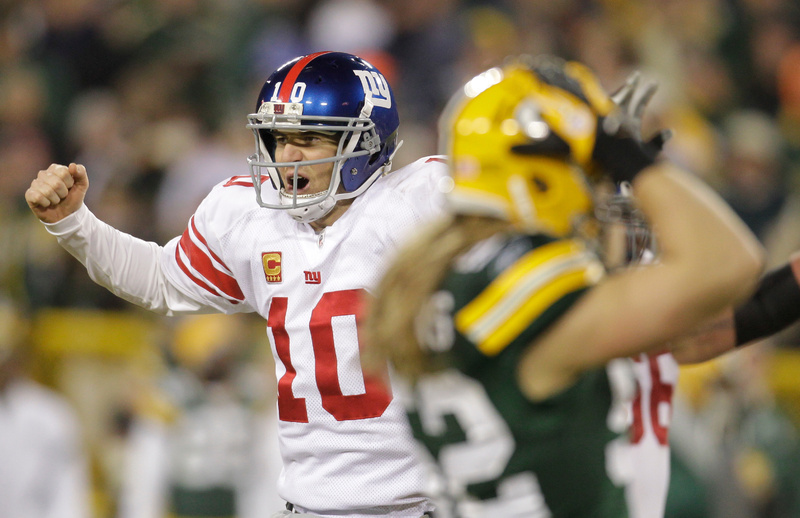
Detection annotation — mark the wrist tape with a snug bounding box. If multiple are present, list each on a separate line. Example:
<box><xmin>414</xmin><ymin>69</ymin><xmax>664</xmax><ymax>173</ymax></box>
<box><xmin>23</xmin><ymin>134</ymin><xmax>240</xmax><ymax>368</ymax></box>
<box><xmin>734</xmin><ymin>263</ymin><xmax>800</xmax><ymax>346</ymax></box>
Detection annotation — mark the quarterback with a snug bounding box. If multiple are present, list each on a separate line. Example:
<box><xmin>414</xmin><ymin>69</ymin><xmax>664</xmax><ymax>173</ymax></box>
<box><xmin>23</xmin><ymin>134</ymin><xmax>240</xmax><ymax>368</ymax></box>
<box><xmin>26</xmin><ymin>52</ymin><xmax>447</xmax><ymax>518</ymax></box>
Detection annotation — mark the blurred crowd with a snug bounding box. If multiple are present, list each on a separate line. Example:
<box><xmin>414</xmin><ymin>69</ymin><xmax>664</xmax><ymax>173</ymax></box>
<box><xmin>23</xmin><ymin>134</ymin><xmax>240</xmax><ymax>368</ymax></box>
<box><xmin>2</xmin><ymin>0</ymin><xmax>800</xmax><ymax>517</ymax></box>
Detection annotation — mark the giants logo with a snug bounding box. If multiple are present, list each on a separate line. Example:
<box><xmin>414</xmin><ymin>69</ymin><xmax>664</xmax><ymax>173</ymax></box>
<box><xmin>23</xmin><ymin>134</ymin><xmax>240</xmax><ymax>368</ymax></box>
<box><xmin>352</xmin><ymin>70</ymin><xmax>392</xmax><ymax>109</ymax></box>
<box><xmin>304</xmin><ymin>271</ymin><xmax>321</xmax><ymax>284</ymax></box>
<box><xmin>262</xmin><ymin>252</ymin><xmax>282</xmax><ymax>283</ymax></box>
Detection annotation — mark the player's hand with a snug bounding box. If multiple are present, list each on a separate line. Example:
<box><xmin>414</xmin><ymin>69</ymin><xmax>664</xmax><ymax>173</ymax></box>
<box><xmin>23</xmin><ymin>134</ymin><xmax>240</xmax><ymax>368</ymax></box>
<box><xmin>609</xmin><ymin>71</ymin><xmax>672</xmax><ymax>149</ymax></box>
<box><xmin>592</xmin><ymin>73</ymin><xmax>670</xmax><ymax>184</ymax></box>
<box><xmin>25</xmin><ymin>163</ymin><xmax>89</xmax><ymax>223</ymax></box>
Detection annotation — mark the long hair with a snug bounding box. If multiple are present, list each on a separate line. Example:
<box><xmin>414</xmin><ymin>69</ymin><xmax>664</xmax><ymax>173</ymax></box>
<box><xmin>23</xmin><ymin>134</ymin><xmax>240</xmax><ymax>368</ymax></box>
<box><xmin>364</xmin><ymin>214</ymin><xmax>512</xmax><ymax>382</ymax></box>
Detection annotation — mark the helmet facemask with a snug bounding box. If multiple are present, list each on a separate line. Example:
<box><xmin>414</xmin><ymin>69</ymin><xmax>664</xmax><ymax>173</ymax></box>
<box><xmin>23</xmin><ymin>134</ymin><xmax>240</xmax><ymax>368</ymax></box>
<box><xmin>246</xmin><ymin>100</ymin><xmax>386</xmax><ymax>223</ymax></box>
<box><xmin>595</xmin><ymin>181</ymin><xmax>655</xmax><ymax>270</ymax></box>
<box><xmin>246</xmin><ymin>51</ymin><xmax>401</xmax><ymax>223</ymax></box>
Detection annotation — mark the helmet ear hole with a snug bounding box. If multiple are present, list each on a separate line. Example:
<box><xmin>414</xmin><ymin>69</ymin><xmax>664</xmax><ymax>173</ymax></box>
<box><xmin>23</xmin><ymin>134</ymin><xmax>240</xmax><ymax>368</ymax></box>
<box><xmin>533</xmin><ymin>177</ymin><xmax>549</xmax><ymax>193</ymax></box>
<box><xmin>368</xmin><ymin>151</ymin><xmax>382</xmax><ymax>165</ymax></box>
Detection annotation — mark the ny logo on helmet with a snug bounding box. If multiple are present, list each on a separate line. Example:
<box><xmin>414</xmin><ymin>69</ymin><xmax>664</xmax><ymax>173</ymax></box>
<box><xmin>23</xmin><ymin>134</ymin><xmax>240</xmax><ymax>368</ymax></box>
<box><xmin>352</xmin><ymin>70</ymin><xmax>392</xmax><ymax>109</ymax></box>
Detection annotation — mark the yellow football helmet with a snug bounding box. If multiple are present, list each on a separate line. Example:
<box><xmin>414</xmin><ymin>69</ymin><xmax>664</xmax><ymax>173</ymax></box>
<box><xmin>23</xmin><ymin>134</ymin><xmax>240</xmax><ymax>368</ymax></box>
<box><xmin>440</xmin><ymin>56</ymin><xmax>614</xmax><ymax>236</ymax></box>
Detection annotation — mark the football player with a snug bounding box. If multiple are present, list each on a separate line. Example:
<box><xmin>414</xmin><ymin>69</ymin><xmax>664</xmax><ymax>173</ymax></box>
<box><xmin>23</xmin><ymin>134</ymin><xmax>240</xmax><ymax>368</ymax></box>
<box><xmin>365</xmin><ymin>56</ymin><xmax>764</xmax><ymax>517</ymax></box>
<box><xmin>598</xmin><ymin>86</ymin><xmax>800</xmax><ymax>515</ymax></box>
<box><xmin>600</xmin><ymin>184</ymin><xmax>800</xmax><ymax>518</ymax></box>
<box><xmin>25</xmin><ymin>51</ymin><xmax>449</xmax><ymax>518</ymax></box>
<box><xmin>598</xmin><ymin>183</ymin><xmax>680</xmax><ymax>518</ymax></box>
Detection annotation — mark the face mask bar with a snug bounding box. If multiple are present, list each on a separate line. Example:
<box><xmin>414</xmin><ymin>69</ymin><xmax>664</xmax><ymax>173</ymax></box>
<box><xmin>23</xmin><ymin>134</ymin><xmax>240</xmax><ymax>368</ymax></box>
<box><xmin>595</xmin><ymin>181</ymin><xmax>655</xmax><ymax>269</ymax></box>
<box><xmin>245</xmin><ymin>112</ymin><xmax>378</xmax><ymax>210</ymax></box>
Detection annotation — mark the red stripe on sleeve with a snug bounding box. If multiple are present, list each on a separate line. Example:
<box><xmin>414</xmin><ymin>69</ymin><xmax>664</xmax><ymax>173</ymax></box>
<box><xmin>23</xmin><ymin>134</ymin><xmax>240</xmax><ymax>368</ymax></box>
<box><xmin>174</xmin><ymin>246</ymin><xmax>238</xmax><ymax>304</ymax></box>
<box><xmin>223</xmin><ymin>175</ymin><xmax>270</xmax><ymax>187</ymax></box>
<box><xmin>278</xmin><ymin>51</ymin><xmax>332</xmax><ymax>102</ymax></box>
<box><xmin>189</xmin><ymin>218</ymin><xmax>230</xmax><ymax>271</ymax></box>
<box><xmin>177</xmin><ymin>224</ymin><xmax>245</xmax><ymax>302</ymax></box>
<box><xmin>224</xmin><ymin>175</ymin><xmax>253</xmax><ymax>187</ymax></box>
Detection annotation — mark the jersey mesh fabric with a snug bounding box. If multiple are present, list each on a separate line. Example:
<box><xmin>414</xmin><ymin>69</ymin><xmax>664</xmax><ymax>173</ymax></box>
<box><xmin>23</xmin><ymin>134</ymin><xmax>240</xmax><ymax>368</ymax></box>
<box><xmin>160</xmin><ymin>157</ymin><xmax>449</xmax><ymax>517</ymax></box>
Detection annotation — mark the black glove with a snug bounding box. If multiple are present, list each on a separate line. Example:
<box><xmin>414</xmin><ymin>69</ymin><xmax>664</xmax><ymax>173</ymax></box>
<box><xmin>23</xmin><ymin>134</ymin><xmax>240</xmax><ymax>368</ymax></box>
<box><xmin>593</xmin><ymin>72</ymin><xmax>671</xmax><ymax>183</ymax></box>
<box><xmin>592</xmin><ymin>119</ymin><xmax>667</xmax><ymax>184</ymax></box>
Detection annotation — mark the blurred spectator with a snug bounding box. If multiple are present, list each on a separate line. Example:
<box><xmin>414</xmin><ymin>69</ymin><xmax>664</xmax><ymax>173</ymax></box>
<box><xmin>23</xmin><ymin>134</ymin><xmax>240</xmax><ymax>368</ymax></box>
<box><xmin>777</xmin><ymin>42</ymin><xmax>800</xmax><ymax>147</ymax></box>
<box><xmin>0</xmin><ymin>299</ymin><xmax>92</xmax><ymax>518</ymax></box>
<box><xmin>65</xmin><ymin>89</ymin><xmax>136</xmax><ymax>209</ymax></box>
<box><xmin>383</xmin><ymin>0</ymin><xmax>466</xmax><ymax>133</ymax></box>
<box><xmin>718</xmin><ymin>0</ymin><xmax>800</xmax><ymax>115</ymax></box>
<box><xmin>718</xmin><ymin>109</ymin><xmax>789</xmax><ymax>242</ymax></box>
<box><xmin>152</xmin><ymin>116</ymin><xmax>252</xmax><ymax>243</ymax></box>
<box><xmin>116</xmin><ymin>314</ymin><xmax>280</xmax><ymax>518</ymax></box>
<box><xmin>0</xmin><ymin>63</ymin><xmax>53</xmax><ymax>209</ymax></box>
<box><xmin>306</xmin><ymin>0</ymin><xmax>395</xmax><ymax>55</ymax></box>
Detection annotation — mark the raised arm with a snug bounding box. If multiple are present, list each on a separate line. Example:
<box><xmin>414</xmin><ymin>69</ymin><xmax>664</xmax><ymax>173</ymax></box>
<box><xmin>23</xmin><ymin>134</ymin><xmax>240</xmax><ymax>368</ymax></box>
<box><xmin>521</xmin><ymin>96</ymin><xmax>765</xmax><ymax>397</ymax></box>
<box><xmin>671</xmin><ymin>251</ymin><xmax>800</xmax><ymax>364</ymax></box>
<box><xmin>24</xmin><ymin>163</ymin><xmax>217</xmax><ymax>315</ymax></box>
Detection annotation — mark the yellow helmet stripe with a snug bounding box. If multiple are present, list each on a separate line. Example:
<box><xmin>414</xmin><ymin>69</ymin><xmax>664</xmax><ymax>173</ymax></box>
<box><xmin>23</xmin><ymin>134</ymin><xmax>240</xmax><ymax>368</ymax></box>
<box><xmin>455</xmin><ymin>240</ymin><xmax>603</xmax><ymax>356</ymax></box>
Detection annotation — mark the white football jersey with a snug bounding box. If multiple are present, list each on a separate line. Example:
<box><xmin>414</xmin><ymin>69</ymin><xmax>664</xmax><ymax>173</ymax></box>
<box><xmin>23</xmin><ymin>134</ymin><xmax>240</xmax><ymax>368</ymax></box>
<box><xmin>159</xmin><ymin>156</ymin><xmax>449</xmax><ymax>517</ymax></box>
<box><xmin>597</xmin><ymin>248</ymin><xmax>679</xmax><ymax>518</ymax></box>
<box><xmin>620</xmin><ymin>351</ymin><xmax>679</xmax><ymax>518</ymax></box>
<box><xmin>608</xmin><ymin>251</ymin><xmax>680</xmax><ymax>518</ymax></box>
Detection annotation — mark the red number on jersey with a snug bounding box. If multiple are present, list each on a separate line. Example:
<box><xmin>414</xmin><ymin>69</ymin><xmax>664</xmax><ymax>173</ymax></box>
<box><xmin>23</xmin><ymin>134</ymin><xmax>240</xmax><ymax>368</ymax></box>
<box><xmin>268</xmin><ymin>289</ymin><xmax>392</xmax><ymax>422</ymax></box>
<box><xmin>630</xmin><ymin>355</ymin><xmax>673</xmax><ymax>445</ymax></box>
<box><xmin>269</xmin><ymin>296</ymin><xmax>308</xmax><ymax>422</ymax></box>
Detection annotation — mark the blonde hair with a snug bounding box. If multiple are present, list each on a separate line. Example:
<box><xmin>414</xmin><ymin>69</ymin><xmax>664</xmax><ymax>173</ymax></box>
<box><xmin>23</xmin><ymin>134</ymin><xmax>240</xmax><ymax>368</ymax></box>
<box><xmin>364</xmin><ymin>215</ymin><xmax>512</xmax><ymax>381</ymax></box>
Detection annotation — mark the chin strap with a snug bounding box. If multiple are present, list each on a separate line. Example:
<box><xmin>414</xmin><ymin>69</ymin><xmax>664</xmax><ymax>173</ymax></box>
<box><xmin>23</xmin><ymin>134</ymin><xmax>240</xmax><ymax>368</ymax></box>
<box><xmin>280</xmin><ymin>190</ymin><xmax>337</xmax><ymax>223</ymax></box>
<box><xmin>382</xmin><ymin>139</ymin><xmax>403</xmax><ymax>176</ymax></box>
<box><xmin>332</xmin><ymin>139</ymin><xmax>404</xmax><ymax>203</ymax></box>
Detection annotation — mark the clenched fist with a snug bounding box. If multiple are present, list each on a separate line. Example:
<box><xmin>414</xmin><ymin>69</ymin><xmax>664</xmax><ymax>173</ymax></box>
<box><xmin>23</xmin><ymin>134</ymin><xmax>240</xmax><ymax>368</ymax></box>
<box><xmin>25</xmin><ymin>163</ymin><xmax>89</xmax><ymax>223</ymax></box>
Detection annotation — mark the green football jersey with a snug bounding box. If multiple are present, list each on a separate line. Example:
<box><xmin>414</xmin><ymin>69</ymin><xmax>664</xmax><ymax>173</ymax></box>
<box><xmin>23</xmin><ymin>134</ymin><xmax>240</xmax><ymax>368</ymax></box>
<box><xmin>407</xmin><ymin>232</ymin><xmax>633</xmax><ymax>518</ymax></box>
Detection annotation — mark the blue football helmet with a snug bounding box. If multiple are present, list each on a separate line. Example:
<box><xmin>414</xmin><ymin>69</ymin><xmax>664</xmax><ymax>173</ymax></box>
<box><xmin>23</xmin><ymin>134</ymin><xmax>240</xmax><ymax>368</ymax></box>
<box><xmin>246</xmin><ymin>51</ymin><xmax>400</xmax><ymax>222</ymax></box>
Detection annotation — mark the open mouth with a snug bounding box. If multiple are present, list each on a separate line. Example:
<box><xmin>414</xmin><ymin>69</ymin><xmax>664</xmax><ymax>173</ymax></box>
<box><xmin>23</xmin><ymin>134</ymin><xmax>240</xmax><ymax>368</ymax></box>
<box><xmin>283</xmin><ymin>174</ymin><xmax>310</xmax><ymax>193</ymax></box>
